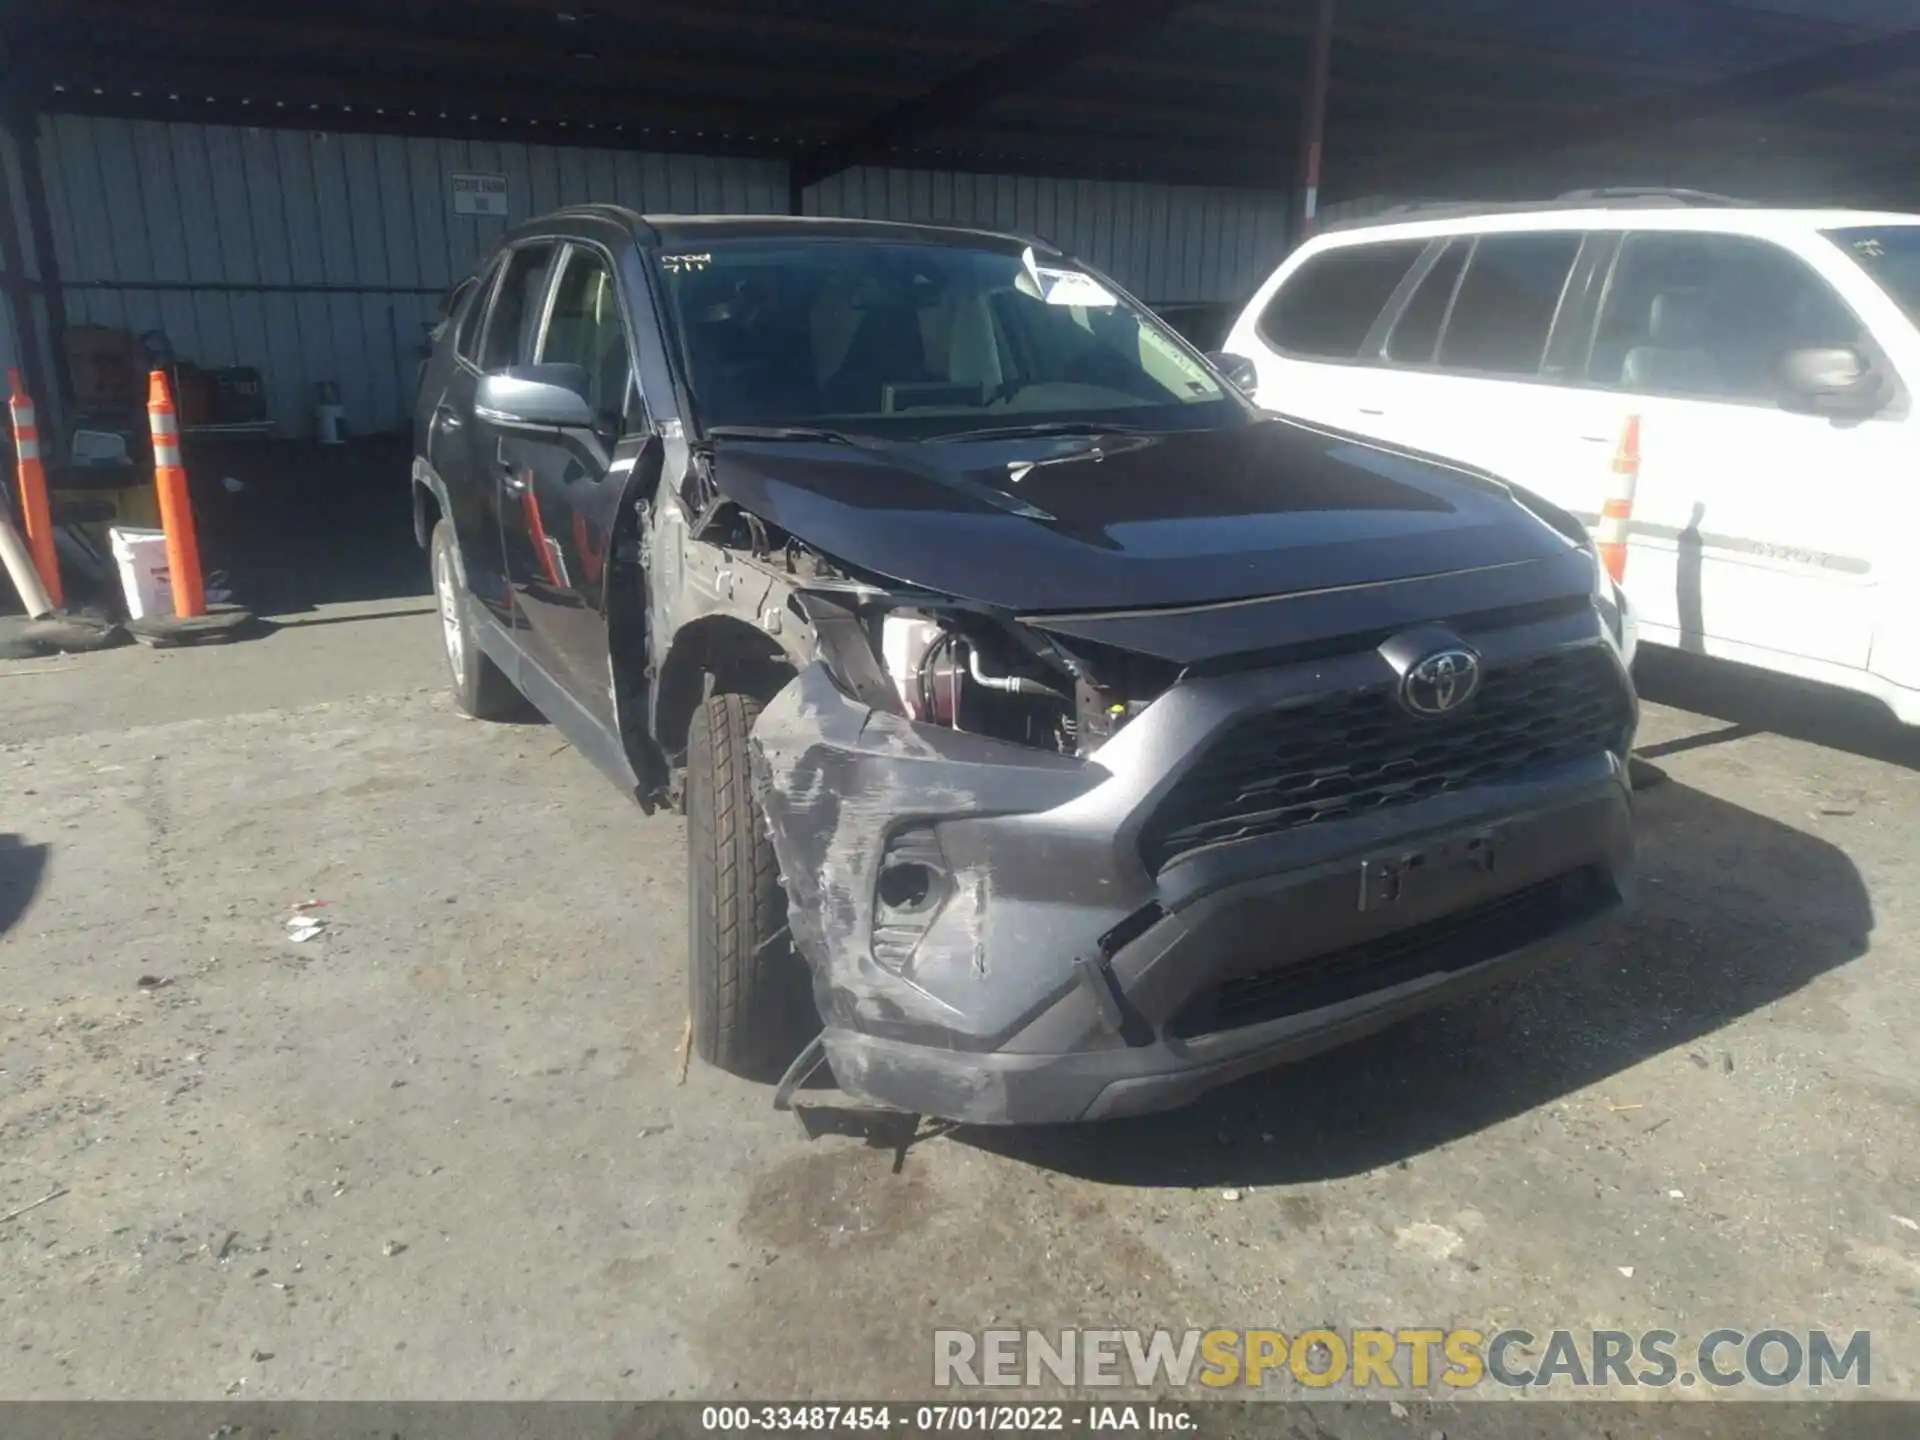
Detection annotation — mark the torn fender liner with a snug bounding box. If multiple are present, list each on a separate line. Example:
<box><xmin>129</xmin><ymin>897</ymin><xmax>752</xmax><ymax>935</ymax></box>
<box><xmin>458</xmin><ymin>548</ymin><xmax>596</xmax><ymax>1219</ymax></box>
<box><xmin>747</xmin><ymin>661</ymin><xmax>1104</xmax><ymax>1045</ymax></box>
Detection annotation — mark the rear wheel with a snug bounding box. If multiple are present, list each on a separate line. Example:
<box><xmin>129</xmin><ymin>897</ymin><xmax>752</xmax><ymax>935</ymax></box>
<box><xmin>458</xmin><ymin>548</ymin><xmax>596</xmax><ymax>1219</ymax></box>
<box><xmin>686</xmin><ymin>689</ymin><xmax>812</xmax><ymax>1079</ymax></box>
<box><xmin>430</xmin><ymin>519</ymin><xmax>520</xmax><ymax>721</ymax></box>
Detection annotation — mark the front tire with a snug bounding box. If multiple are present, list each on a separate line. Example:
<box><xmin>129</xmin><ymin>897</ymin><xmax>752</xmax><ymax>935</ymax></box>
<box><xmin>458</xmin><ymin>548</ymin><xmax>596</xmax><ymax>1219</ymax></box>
<box><xmin>686</xmin><ymin>689</ymin><xmax>811</xmax><ymax>1079</ymax></box>
<box><xmin>430</xmin><ymin>519</ymin><xmax>520</xmax><ymax>721</ymax></box>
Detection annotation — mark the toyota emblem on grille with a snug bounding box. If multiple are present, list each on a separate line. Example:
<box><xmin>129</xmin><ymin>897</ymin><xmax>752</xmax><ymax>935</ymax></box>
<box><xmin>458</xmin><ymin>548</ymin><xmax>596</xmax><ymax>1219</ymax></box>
<box><xmin>1400</xmin><ymin>647</ymin><xmax>1482</xmax><ymax>717</ymax></box>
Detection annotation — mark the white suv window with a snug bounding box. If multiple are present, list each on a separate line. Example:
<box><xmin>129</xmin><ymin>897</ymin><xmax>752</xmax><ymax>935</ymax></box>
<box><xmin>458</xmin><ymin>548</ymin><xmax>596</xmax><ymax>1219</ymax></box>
<box><xmin>1586</xmin><ymin>232</ymin><xmax>1863</xmax><ymax>404</ymax></box>
<box><xmin>1433</xmin><ymin>234</ymin><xmax>1581</xmax><ymax>377</ymax></box>
<box><xmin>1385</xmin><ymin>240</ymin><xmax>1468</xmax><ymax>364</ymax></box>
<box><xmin>1827</xmin><ymin>226</ymin><xmax>1920</xmax><ymax>327</ymax></box>
<box><xmin>1255</xmin><ymin>241</ymin><xmax>1426</xmax><ymax>359</ymax></box>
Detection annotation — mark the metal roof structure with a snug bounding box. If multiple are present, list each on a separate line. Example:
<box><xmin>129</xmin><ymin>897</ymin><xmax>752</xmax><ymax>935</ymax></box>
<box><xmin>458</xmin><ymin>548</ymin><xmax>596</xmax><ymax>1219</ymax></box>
<box><xmin>7</xmin><ymin>0</ymin><xmax>1919</xmax><ymax>205</ymax></box>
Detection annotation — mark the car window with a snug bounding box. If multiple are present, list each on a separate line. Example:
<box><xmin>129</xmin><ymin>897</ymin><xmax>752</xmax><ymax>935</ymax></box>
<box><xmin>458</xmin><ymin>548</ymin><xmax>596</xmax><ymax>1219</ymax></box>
<box><xmin>538</xmin><ymin>246</ymin><xmax>636</xmax><ymax>432</ymax></box>
<box><xmin>479</xmin><ymin>244</ymin><xmax>556</xmax><ymax>372</ymax></box>
<box><xmin>1255</xmin><ymin>241</ymin><xmax>1427</xmax><ymax>360</ymax></box>
<box><xmin>649</xmin><ymin>238</ymin><xmax>1234</xmax><ymax>439</ymax></box>
<box><xmin>1386</xmin><ymin>240</ymin><xmax>1468</xmax><ymax>364</ymax></box>
<box><xmin>1824</xmin><ymin>226</ymin><xmax>1920</xmax><ymax>329</ymax></box>
<box><xmin>1436</xmin><ymin>234</ymin><xmax>1580</xmax><ymax>376</ymax></box>
<box><xmin>453</xmin><ymin>261</ymin><xmax>499</xmax><ymax>361</ymax></box>
<box><xmin>1587</xmin><ymin>232</ymin><xmax>1865</xmax><ymax>403</ymax></box>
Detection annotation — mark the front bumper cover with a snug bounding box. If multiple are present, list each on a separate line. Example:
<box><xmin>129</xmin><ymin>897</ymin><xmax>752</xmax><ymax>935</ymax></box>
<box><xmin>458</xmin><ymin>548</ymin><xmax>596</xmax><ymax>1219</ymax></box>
<box><xmin>750</xmin><ymin>618</ymin><xmax>1634</xmax><ymax>1126</ymax></box>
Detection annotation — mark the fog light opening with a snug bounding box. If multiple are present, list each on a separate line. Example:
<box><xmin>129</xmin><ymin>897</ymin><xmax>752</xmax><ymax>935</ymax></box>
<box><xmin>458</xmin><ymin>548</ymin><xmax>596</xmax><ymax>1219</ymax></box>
<box><xmin>877</xmin><ymin>861</ymin><xmax>940</xmax><ymax>913</ymax></box>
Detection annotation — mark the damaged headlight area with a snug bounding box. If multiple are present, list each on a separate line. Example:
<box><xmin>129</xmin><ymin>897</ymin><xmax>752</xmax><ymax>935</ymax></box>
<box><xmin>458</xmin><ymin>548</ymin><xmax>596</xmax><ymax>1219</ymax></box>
<box><xmin>812</xmin><ymin>595</ymin><xmax>1180</xmax><ymax>759</ymax></box>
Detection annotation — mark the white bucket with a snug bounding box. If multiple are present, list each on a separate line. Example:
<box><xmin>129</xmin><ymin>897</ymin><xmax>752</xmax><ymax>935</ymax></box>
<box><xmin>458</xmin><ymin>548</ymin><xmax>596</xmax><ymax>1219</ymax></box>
<box><xmin>109</xmin><ymin>526</ymin><xmax>173</xmax><ymax>620</ymax></box>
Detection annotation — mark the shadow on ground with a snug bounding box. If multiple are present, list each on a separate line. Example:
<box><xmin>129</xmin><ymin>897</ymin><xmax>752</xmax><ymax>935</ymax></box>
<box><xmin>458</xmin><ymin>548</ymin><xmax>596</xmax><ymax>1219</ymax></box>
<box><xmin>186</xmin><ymin>432</ymin><xmax>429</xmax><ymax>613</ymax></box>
<box><xmin>966</xmin><ymin>777</ymin><xmax>1871</xmax><ymax>1185</ymax></box>
<box><xmin>0</xmin><ymin>834</ymin><xmax>49</xmax><ymax>939</ymax></box>
<box><xmin>1633</xmin><ymin>647</ymin><xmax>1920</xmax><ymax>770</ymax></box>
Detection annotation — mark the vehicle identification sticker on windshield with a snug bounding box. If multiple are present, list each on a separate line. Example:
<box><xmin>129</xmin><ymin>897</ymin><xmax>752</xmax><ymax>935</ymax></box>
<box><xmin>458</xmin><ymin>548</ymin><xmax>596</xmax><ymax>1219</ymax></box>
<box><xmin>1022</xmin><ymin>246</ymin><xmax>1118</xmax><ymax>308</ymax></box>
<box><xmin>660</xmin><ymin>252</ymin><xmax>712</xmax><ymax>273</ymax></box>
<box><xmin>1140</xmin><ymin>327</ymin><xmax>1216</xmax><ymax>391</ymax></box>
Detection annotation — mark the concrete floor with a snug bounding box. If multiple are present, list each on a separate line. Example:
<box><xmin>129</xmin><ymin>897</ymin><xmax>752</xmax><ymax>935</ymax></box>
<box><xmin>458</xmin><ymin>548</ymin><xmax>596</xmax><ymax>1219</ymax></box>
<box><xmin>3</xmin><ymin>601</ymin><xmax>1917</xmax><ymax>1427</ymax></box>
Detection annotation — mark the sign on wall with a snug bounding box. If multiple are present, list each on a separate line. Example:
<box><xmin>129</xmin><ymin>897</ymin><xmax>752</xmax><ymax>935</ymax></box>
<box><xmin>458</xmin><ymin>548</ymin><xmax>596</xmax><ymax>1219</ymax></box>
<box><xmin>451</xmin><ymin>172</ymin><xmax>509</xmax><ymax>217</ymax></box>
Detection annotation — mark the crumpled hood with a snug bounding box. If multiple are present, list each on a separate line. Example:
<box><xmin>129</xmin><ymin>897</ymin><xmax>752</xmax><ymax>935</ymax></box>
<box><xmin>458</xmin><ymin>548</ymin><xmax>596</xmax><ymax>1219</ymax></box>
<box><xmin>702</xmin><ymin>416</ymin><xmax>1579</xmax><ymax>614</ymax></box>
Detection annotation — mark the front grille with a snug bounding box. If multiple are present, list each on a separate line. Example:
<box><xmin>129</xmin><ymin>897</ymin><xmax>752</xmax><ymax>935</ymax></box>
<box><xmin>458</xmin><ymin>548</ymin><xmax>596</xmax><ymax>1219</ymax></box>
<box><xmin>1141</xmin><ymin>645</ymin><xmax>1630</xmax><ymax>873</ymax></box>
<box><xmin>1169</xmin><ymin>867</ymin><xmax>1612</xmax><ymax>1038</ymax></box>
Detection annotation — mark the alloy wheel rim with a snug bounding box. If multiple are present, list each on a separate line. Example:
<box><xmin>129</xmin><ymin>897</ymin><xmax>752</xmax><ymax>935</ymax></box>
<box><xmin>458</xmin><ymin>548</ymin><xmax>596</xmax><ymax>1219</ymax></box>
<box><xmin>434</xmin><ymin>545</ymin><xmax>464</xmax><ymax>680</ymax></box>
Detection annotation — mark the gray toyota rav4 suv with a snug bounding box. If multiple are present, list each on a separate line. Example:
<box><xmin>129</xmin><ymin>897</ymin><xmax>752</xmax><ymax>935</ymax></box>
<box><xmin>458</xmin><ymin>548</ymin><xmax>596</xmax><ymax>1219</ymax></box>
<box><xmin>412</xmin><ymin>207</ymin><xmax>1638</xmax><ymax>1125</ymax></box>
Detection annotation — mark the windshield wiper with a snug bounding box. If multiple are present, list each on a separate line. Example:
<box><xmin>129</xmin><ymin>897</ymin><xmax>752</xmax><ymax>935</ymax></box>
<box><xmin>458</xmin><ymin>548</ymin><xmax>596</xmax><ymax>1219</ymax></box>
<box><xmin>933</xmin><ymin>420</ymin><xmax>1156</xmax><ymax>443</ymax></box>
<box><xmin>699</xmin><ymin>424</ymin><xmax>877</xmax><ymax>447</ymax></box>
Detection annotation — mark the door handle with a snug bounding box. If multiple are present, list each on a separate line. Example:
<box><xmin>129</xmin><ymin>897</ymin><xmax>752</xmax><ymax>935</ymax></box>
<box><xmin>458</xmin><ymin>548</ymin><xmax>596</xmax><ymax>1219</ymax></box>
<box><xmin>502</xmin><ymin>471</ymin><xmax>528</xmax><ymax>497</ymax></box>
<box><xmin>435</xmin><ymin>406</ymin><xmax>463</xmax><ymax>433</ymax></box>
<box><xmin>1579</xmin><ymin>435</ymin><xmax>1611</xmax><ymax>443</ymax></box>
<box><xmin>1358</xmin><ymin>407</ymin><xmax>1387</xmax><ymax>417</ymax></box>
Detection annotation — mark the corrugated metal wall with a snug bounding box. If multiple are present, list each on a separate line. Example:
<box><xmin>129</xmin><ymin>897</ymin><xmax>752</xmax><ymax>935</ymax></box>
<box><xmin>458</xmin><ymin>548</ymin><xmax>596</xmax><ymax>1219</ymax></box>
<box><xmin>36</xmin><ymin>116</ymin><xmax>789</xmax><ymax>438</ymax></box>
<box><xmin>31</xmin><ymin>116</ymin><xmax>1294</xmax><ymax>439</ymax></box>
<box><xmin>802</xmin><ymin>167</ymin><xmax>1292</xmax><ymax>307</ymax></box>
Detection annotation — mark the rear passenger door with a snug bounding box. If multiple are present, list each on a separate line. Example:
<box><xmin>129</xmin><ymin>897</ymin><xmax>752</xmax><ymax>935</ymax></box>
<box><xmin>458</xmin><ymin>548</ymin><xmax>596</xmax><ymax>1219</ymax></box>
<box><xmin>498</xmin><ymin>241</ymin><xmax>644</xmax><ymax>719</ymax></box>
<box><xmin>425</xmin><ymin>256</ymin><xmax>510</xmax><ymax>617</ymax></box>
<box><xmin>461</xmin><ymin>241</ymin><xmax>558</xmax><ymax>625</ymax></box>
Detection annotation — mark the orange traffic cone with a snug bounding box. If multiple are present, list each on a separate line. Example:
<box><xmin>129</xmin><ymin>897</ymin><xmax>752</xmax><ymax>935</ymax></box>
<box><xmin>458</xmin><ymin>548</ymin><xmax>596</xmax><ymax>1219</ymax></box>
<box><xmin>146</xmin><ymin>369</ymin><xmax>207</xmax><ymax>619</ymax></box>
<box><xmin>124</xmin><ymin>370</ymin><xmax>254</xmax><ymax>647</ymax></box>
<box><xmin>1597</xmin><ymin>413</ymin><xmax>1640</xmax><ymax>586</ymax></box>
<box><xmin>8</xmin><ymin>369</ymin><xmax>62</xmax><ymax>608</ymax></box>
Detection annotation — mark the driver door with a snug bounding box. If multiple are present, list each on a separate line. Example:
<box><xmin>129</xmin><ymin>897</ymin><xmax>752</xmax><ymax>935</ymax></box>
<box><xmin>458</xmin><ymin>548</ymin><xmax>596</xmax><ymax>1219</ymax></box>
<box><xmin>497</xmin><ymin>241</ymin><xmax>642</xmax><ymax>724</ymax></box>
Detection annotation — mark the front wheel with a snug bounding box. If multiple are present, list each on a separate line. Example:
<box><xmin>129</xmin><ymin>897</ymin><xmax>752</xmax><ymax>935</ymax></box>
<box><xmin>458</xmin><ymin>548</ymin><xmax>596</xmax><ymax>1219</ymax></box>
<box><xmin>686</xmin><ymin>689</ymin><xmax>813</xmax><ymax>1079</ymax></box>
<box><xmin>430</xmin><ymin>519</ymin><xmax>520</xmax><ymax>720</ymax></box>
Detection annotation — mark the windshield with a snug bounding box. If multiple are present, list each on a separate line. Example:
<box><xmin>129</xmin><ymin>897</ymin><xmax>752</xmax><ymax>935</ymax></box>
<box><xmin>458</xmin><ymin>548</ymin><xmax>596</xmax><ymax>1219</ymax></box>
<box><xmin>1826</xmin><ymin>225</ymin><xmax>1920</xmax><ymax>327</ymax></box>
<box><xmin>648</xmin><ymin>238</ymin><xmax>1237</xmax><ymax>440</ymax></box>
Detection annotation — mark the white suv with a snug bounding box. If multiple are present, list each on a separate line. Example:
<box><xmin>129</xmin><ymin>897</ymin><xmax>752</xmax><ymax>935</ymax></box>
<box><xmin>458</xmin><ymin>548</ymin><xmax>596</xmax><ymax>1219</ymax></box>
<box><xmin>1221</xmin><ymin>190</ymin><xmax>1920</xmax><ymax>724</ymax></box>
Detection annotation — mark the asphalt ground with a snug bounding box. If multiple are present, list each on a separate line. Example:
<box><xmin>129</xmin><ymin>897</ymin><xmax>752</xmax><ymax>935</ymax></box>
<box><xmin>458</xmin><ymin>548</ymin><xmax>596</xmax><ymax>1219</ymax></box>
<box><xmin>3</xmin><ymin>594</ymin><xmax>1916</xmax><ymax>1436</ymax></box>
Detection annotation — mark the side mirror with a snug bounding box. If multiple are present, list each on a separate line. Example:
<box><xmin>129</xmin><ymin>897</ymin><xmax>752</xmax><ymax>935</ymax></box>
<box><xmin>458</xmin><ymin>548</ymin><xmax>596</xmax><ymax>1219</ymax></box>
<box><xmin>1777</xmin><ymin>345</ymin><xmax>1888</xmax><ymax>419</ymax></box>
<box><xmin>476</xmin><ymin>364</ymin><xmax>596</xmax><ymax>430</ymax></box>
<box><xmin>1206</xmin><ymin>350</ymin><xmax>1259</xmax><ymax>397</ymax></box>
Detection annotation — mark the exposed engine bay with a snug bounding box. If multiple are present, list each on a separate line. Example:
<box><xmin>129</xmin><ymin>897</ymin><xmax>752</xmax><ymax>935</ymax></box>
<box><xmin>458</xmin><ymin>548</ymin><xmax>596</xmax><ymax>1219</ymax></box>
<box><xmin>693</xmin><ymin>492</ymin><xmax>1177</xmax><ymax>759</ymax></box>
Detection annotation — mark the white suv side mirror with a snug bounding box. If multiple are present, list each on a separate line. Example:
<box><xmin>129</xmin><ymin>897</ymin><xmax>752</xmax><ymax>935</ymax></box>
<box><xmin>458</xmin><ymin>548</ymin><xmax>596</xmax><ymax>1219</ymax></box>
<box><xmin>1206</xmin><ymin>351</ymin><xmax>1259</xmax><ymax>396</ymax></box>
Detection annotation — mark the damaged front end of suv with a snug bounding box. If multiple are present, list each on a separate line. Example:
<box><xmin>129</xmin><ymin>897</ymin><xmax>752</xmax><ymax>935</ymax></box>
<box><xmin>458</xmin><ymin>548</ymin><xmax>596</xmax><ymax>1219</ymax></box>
<box><xmin>642</xmin><ymin>225</ymin><xmax>1637</xmax><ymax>1125</ymax></box>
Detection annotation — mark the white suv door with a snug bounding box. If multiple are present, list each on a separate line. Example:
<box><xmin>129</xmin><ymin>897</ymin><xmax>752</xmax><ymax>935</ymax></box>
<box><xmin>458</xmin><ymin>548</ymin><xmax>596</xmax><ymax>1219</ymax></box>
<box><xmin>1572</xmin><ymin>230</ymin><xmax>1892</xmax><ymax>673</ymax></box>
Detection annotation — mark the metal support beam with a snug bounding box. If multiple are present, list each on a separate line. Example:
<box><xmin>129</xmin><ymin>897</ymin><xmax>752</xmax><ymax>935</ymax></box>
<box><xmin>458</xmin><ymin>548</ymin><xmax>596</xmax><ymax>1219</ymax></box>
<box><xmin>792</xmin><ymin>0</ymin><xmax>1194</xmax><ymax>192</ymax></box>
<box><xmin>0</xmin><ymin>67</ymin><xmax>64</xmax><ymax>424</ymax></box>
<box><xmin>0</xmin><ymin>137</ymin><xmax>49</xmax><ymax>422</ymax></box>
<box><xmin>8</xmin><ymin>113</ymin><xmax>70</xmax><ymax>419</ymax></box>
<box><xmin>1294</xmin><ymin>0</ymin><xmax>1334</xmax><ymax>241</ymax></box>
